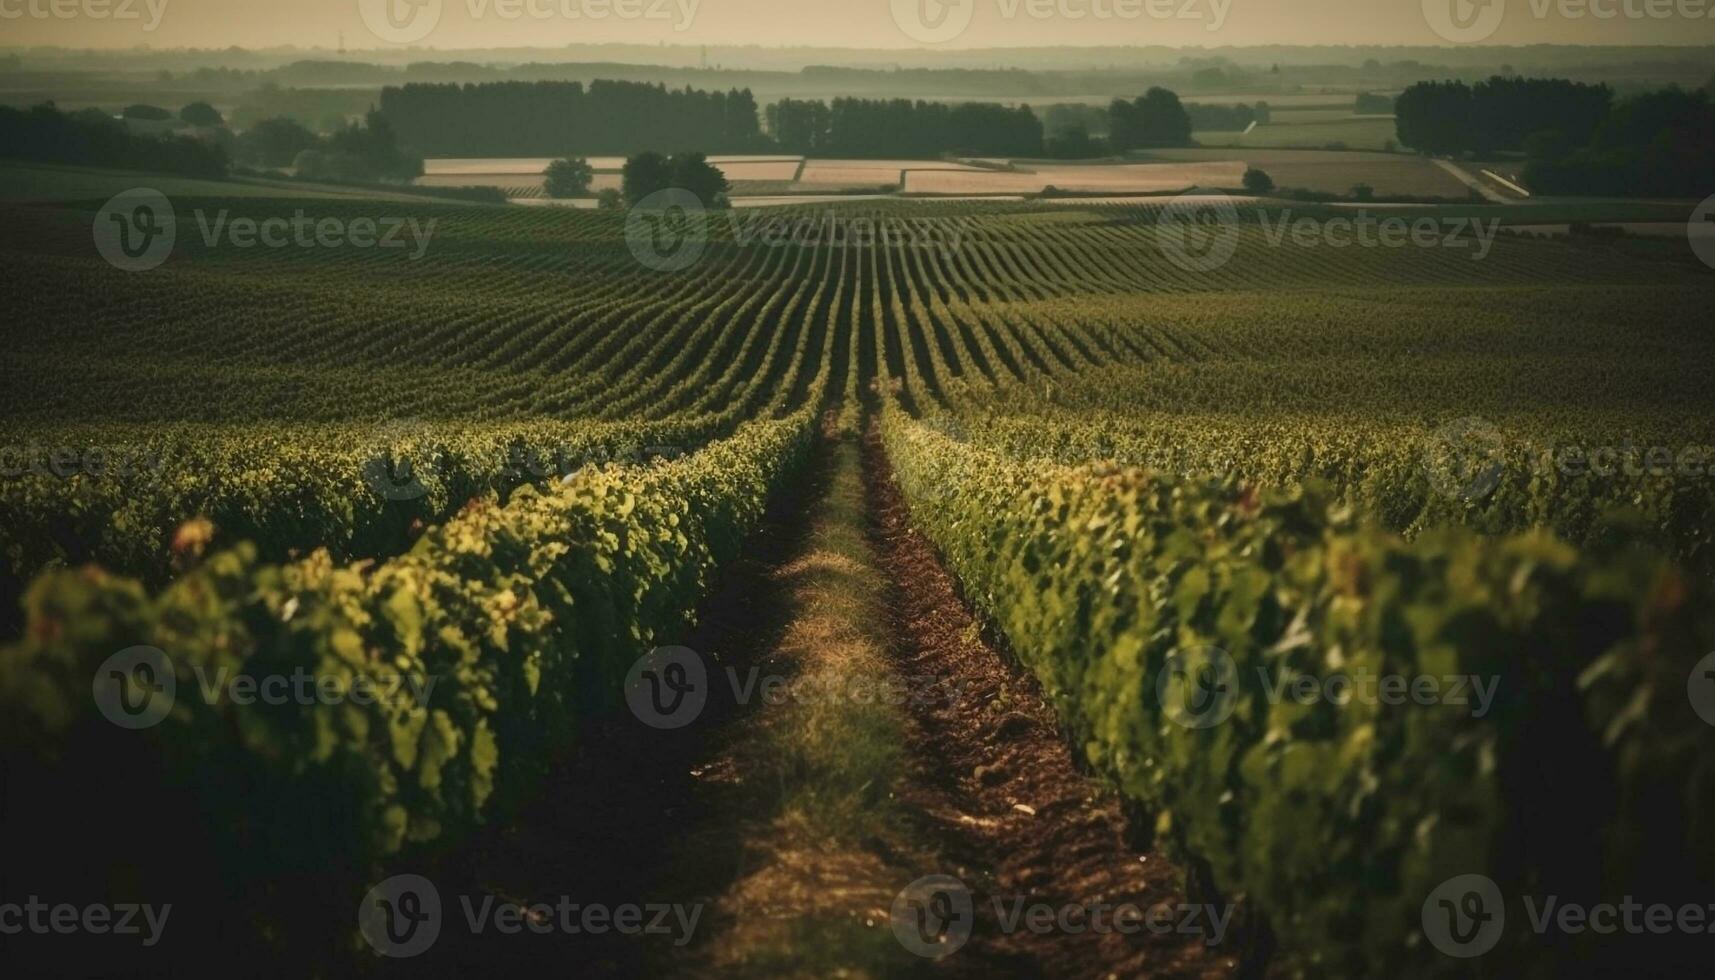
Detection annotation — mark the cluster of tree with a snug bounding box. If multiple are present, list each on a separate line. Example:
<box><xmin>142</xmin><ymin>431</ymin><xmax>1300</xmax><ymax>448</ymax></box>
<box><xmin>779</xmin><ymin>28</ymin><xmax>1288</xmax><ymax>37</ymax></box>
<box><xmin>1042</xmin><ymin>126</ymin><xmax>1106</xmax><ymax>160</ymax></box>
<box><xmin>543</xmin><ymin>158</ymin><xmax>598</xmax><ymax>200</ymax></box>
<box><xmin>1184</xmin><ymin>102</ymin><xmax>1270</xmax><ymax>132</ymax></box>
<box><xmin>1355</xmin><ymin>92</ymin><xmax>1395</xmax><ymax>114</ymax></box>
<box><xmin>378</xmin><ymin>80</ymin><xmax>766</xmax><ymax>157</ymax></box>
<box><xmin>1039</xmin><ymin>103</ymin><xmax>1108</xmax><ymax>140</ymax></box>
<box><xmin>765</xmin><ymin>97</ymin><xmax>1041</xmax><ymax>157</ymax></box>
<box><xmin>1107</xmin><ymin>88</ymin><xmax>1193</xmax><ymax>151</ymax></box>
<box><xmin>230</xmin><ymin>111</ymin><xmax>420</xmax><ymax>182</ymax></box>
<box><xmin>0</xmin><ymin>102</ymin><xmax>228</xmax><ymax>178</ymax></box>
<box><xmin>1395</xmin><ymin>76</ymin><xmax>1611</xmax><ymax>155</ymax></box>
<box><xmin>227</xmin><ymin>85</ymin><xmax>374</xmax><ymax>135</ymax></box>
<box><xmin>620</xmin><ymin>152</ymin><xmax>731</xmax><ymax>208</ymax></box>
<box><xmin>1522</xmin><ymin>88</ymin><xmax>1715</xmax><ymax>198</ymax></box>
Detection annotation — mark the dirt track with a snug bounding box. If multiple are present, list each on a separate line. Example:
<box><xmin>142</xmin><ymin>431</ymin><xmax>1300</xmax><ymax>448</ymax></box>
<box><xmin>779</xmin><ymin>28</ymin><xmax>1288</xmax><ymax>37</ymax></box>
<box><xmin>387</xmin><ymin>425</ymin><xmax>1237</xmax><ymax>978</ymax></box>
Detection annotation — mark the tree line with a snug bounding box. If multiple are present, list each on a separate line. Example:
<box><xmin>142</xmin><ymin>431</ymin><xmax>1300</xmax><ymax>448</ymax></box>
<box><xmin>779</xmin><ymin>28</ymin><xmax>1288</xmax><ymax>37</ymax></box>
<box><xmin>1396</xmin><ymin>75</ymin><xmax>1715</xmax><ymax>196</ymax></box>
<box><xmin>765</xmin><ymin>98</ymin><xmax>1042</xmax><ymax>157</ymax></box>
<box><xmin>1395</xmin><ymin>76</ymin><xmax>1612</xmax><ymax>156</ymax></box>
<box><xmin>382</xmin><ymin>80</ymin><xmax>1199</xmax><ymax>161</ymax></box>
<box><xmin>765</xmin><ymin>88</ymin><xmax>1200</xmax><ymax>160</ymax></box>
<box><xmin>378</xmin><ymin>80</ymin><xmax>767</xmax><ymax>157</ymax></box>
<box><xmin>0</xmin><ymin>102</ymin><xmax>228</xmax><ymax>178</ymax></box>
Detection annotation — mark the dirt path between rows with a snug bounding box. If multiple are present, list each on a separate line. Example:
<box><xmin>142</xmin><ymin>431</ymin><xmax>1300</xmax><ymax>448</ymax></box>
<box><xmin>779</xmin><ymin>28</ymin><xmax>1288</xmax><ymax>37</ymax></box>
<box><xmin>390</xmin><ymin>422</ymin><xmax>1238</xmax><ymax>978</ymax></box>
<box><xmin>860</xmin><ymin>421</ymin><xmax>1236</xmax><ymax>980</ymax></box>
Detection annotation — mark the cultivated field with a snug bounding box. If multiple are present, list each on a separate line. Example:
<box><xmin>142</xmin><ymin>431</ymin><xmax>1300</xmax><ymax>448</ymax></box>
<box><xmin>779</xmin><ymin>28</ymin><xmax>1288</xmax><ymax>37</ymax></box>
<box><xmin>3</xmin><ymin>164</ymin><xmax>1713</xmax><ymax>977</ymax></box>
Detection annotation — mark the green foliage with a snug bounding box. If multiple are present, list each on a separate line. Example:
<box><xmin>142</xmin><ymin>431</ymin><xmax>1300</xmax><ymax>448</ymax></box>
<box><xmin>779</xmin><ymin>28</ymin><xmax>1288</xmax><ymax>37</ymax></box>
<box><xmin>179</xmin><ymin>101</ymin><xmax>224</xmax><ymax>128</ymax></box>
<box><xmin>882</xmin><ymin>411</ymin><xmax>1715</xmax><ymax>977</ymax></box>
<box><xmin>621</xmin><ymin>150</ymin><xmax>730</xmax><ymax>207</ymax></box>
<box><xmin>236</xmin><ymin>115</ymin><xmax>320</xmax><ymax>167</ymax></box>
<box><xmin>543</xmin><ymin>156</ymin><xmax>594</xmax><ymax>198</ymax></box>
<box><xmin>0</xmin><ymin>413</ymin><xmax>813</xmax><ymax>867</ymax></box>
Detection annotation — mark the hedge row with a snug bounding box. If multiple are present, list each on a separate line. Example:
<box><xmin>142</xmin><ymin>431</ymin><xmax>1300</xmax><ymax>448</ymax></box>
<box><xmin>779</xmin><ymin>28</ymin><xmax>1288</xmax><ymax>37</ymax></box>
<box><xmin>882</xmin><ymin>411</ymin><xmax>1715</xmax><ymax>976</ymax></box>
<box><xmin>0</xmin><ymin>412</ymin><xmax>812</xmax><ymax>870</ymax></box>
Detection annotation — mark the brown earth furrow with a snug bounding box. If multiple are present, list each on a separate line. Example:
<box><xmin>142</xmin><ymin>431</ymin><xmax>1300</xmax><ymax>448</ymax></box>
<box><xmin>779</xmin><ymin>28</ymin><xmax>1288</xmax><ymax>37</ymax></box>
<box><xmin>861</xmin><ymin>419</ymin><xmax>1237</xmax><ymax>980</ymax></box>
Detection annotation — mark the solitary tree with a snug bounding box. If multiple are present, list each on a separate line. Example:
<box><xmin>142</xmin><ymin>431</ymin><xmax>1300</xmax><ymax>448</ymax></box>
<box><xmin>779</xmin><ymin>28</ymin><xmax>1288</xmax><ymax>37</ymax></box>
<box><xmin>622</xmin><ymin>151</ymin><xmax>674</xmax><ymax>204</ymax></box>
<box><xmin>1242</xmin><ymin>167</ymin><xmax>1275</xmax><ymax>194</ymax></box>
<box><xmin>669</xmin><ymin>152</ymin><xmax>731</xmax><ymax>208</ymax></box>
<box><xmin>179</xmin><ymin>102</ymin><xmax>224</xmax><ymax>128</ymax></box>
<box><xmin>621</xmin><ymin>151</ymin><xmax>731</xmax><ymax>208</ymax></box>
<box><xmin>543</xmin><ymin>157</ymin><xmax>594</xmax><ymax>198</ymax></box>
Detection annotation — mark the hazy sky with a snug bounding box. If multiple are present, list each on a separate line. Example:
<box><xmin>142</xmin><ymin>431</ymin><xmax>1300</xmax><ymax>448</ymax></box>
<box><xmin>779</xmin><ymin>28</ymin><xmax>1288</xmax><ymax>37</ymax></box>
<box><xmin>5</xmin><ymin>0</ymin><xmax>1715</xmax><ymax>50</ymax></box>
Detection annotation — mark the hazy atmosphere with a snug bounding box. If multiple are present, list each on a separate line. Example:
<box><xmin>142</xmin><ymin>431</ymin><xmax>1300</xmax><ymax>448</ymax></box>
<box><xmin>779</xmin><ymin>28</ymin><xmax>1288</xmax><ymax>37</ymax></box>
<box><xmin>7</xmin><ymin>0</ymin><xmax>1715</xmax><ymax>48</ymax></box>
<box><xmin>3</xmin><ymin>0</ymin><xmax>1715</xmax><ymax>977</ymax></box>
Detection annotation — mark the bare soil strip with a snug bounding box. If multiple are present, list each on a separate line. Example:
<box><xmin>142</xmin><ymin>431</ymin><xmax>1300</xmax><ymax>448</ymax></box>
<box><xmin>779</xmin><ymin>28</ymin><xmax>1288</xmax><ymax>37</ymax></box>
<box><xmin>861</xmin><ymin>421</ymin><xmax>1235</xmax><ymax>980</ymax></box>
<box><xmin>396</xmin><ymin>423</ymin><xmax>1235</xmax><ymax>978</ymax></box>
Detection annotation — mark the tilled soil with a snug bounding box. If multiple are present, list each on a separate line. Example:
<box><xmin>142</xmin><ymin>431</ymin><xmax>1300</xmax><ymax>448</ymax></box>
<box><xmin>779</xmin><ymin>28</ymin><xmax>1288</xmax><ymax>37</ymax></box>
<box><xmin>860</xmin><ymin>422</ymin><xmax>1237</xmax><ymax>980</ymax></box>
<box><xmin>375</xmin><ymin>426</ymin><xmax>1238</xmax><ymax>978</ymax></box>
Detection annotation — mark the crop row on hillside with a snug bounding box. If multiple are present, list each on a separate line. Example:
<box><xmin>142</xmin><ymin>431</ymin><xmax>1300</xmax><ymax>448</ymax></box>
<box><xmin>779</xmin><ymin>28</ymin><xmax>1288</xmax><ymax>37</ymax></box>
<box><xmin>1</xmin><ymin>412</ymin><xmax>812</xmax><ymax>886</ymax></box>
<box><xmin>881</xmin><ymin>410</ymin><xmax>1715</xmax><ymax>976</ymax></box>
